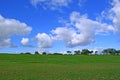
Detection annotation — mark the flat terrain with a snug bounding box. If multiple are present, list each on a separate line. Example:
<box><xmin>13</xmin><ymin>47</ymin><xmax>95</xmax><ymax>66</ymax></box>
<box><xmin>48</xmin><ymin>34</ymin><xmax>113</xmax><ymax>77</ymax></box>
<box><xmin>0</xmin><ymin>54</ymin><xmax>120</xmax><ymax>80</ymax></box>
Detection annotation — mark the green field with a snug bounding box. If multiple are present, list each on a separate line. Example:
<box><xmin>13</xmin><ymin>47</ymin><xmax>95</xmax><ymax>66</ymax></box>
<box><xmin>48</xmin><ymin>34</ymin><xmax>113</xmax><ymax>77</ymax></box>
<box><xmin>0</xmin><ymin>54</ymin><xmax>120</xmax><ymax>80</ymax></box>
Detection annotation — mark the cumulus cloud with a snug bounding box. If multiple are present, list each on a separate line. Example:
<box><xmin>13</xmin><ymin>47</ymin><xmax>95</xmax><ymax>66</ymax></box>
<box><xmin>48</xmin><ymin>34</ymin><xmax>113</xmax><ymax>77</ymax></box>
<box><xmin>31</xmin><ymin>0</ymin><xmax>72</xmax><ymax>10</ymax></box>
<box><xmin>52</xmin><ymin>27</ymin><xmax>76</xmax><ymax>47</ymax></box>
<box><xmin>0</xmin><ymin>15</ymin><xmax>32</xmax><ymax>48</ymax></box>
<box><xmin>70</xmin><ymin>12</ymin><xmax>114</xmax><ymax>34</ymax></box>
<box><xmin>109</xmin><ymin>0</ymin><xmax>120</xmax><ymax>34</ymax></box>
<box><xmin>99</xmin><ymin>0</ymin><xmax>120</xmax><ymax>34</ymax></box>
<box><xmin>70</xmin><ymin>11</ymin><xmax>114</xmax><ymax>45</ymax></box>
<box><xmin>35</xmin><ymin>33</ymin><xmax>53</xmax><ymax>48</ymax></box>
<box><xmin>34</xmin><ymin>11</ymin><xmax>114</xmax><ymax>48</ymax></box>
<box><xmin>51</xmin><ymin>11</ymin><xmax>114</xmax><ymax>47</ymax></box>
<box><xmin>0</xmin><ymin>39</ymin><xmax>16</xmax><ymax>48</ymax></box>
<box><xmin>34</xmin><ymin>0</ymin><xmax>120</xmax><ymax>48</ymax></box>
<box><xmin>21</xmin><ymin>38</ymin><xmax>33</xmax><ymax>47</ymax></box>
<box><xmin>52</xmin><ymin>27</ymin><xmax>93</xmax><ymax>47</ymax></box>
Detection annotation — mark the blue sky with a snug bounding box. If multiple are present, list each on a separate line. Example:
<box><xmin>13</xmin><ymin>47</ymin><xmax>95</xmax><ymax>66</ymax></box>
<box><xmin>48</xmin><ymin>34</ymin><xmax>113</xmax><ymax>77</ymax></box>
<box><xmin>0</xmin><ymin>0</ymin><xmax>120</xmax><ymax>53</ymax></box>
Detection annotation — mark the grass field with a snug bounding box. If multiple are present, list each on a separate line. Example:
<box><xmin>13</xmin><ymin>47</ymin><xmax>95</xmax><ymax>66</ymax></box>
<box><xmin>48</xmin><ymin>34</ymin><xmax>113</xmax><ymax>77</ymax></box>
<box><xmin>0</xmin><ymin>54</ymin><xmax>120</xmax><ymax>80</ymax></box>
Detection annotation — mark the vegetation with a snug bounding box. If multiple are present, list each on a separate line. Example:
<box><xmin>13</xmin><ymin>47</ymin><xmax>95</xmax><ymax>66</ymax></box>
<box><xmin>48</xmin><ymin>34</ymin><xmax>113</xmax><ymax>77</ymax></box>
<box><xmin>52</xmin><ymin>53</ymin><xmax>63</xmax><ymax>55</ymax></box>
<box><xmin>0</xmin><ymin>54</ymin><xmax>120</xmax><ymax>80</ymax></box>
<box><xmin>25</xmin><ymin>52</ymin><xmax>31</xmax><ymax>55</ymax></box>
<box><xmin>34</xmin><ymin>51</ymin><xmax>39</xmax><ymax>55</ymax></box>
<box><xmin>20</xmin><ymin>48</ymin><xmax>120</xmax><ymax>56</ymax></box>
<box><xmin>74</xmin><ymin>50</ymin><xmax>81</xmax><ymax>55</ymax></box>
<box><xmin>102</xmin><ymin>48</ymin><xmax>120</xmax><ymax>55</ymax></box>
<box><xmin>67</xmin><ymin>51</ymin><xmax>72</xmax><ymax>54</ymax></box>
<box><xmin>81</xmin><ymin>49</ymin><xmax>93</xmax><ymax>55</ymax></box>
<box><xmin>42</xmin><ymin>52</ymin><xmax>47</xmax><ymax>55</ymax></box>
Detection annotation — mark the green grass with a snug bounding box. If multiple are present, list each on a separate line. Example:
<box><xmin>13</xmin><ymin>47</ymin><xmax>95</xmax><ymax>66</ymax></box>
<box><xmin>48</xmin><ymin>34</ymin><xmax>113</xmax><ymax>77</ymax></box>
<box><xmin>0</xmin><ymin>54</ymin><xmax>120</xmax><ymax>80</ymax></box>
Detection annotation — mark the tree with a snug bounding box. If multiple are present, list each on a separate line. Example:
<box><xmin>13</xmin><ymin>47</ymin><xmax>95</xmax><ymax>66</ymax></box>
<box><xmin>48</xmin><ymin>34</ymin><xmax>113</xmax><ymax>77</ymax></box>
<box><xmin>74</xmin><ymin>50</ymin><xmax>80</xmax><ymax>55</ymax></box>
<box><xmin>109</xmin><ymin>48</ymin><xmax>116</xmax><ymax>55</ymax></box>
<box><xmin>90</xmin><ymin>50</ymin><xmax>93</xmax><ymax>54</ymax></box>
<box><xmin>42</xmin><ymin>52</ymin><xmax>47</xmax><ymax>55</ymax></box>
<box><xmin>53</xmin><ymin>53</ymin><xmax>62</xmax><ymax>55</ymax></box>
<box><xmin>20</xmin><ymin>52</ymin><xmax>24</xmax><ymax>54</ymax></box>
<box><xmin>102</xmin><ymin>48</ymin><xmax>116</xmax><ymax>55</ymax></box>
<box><xmin>25</xmin><ymin>52</ymin><xmax>31</xmax><ymax>54</ymax></box>
<box><xmin>67</xmin><ymin>51</ymin><xmax>72</xmax><ymax>54</ymax></box>
<box><xmin>81</xmin><ymin>49</ymin><xmax>91</xmax><ymax>55</ymax></box>
<box><xmin>95</xmin><ymin>51</ymin><xmax>98</xmax><ymax>54</ymax></box>
<box><xmin>35</xmin><ymin>51</ymin><xmax>39</xmax><ymax>55</ymax></box>
<box><xmin>116</xmin><ymin>50</ymin><xmax>120</xmax><ymax>55</ymax></box>
<box><xmin>102</xmin><ymin>49</ymin><xmax>109</xmax><ymax>55</ymax></box>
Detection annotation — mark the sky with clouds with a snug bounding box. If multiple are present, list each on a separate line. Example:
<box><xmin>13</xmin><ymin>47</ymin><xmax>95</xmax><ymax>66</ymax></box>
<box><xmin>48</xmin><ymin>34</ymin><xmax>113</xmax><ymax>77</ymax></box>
<box><xmin>0</xmin><ymin>0</ymin><xmax>120</xmax><ymax>53</ymax></box>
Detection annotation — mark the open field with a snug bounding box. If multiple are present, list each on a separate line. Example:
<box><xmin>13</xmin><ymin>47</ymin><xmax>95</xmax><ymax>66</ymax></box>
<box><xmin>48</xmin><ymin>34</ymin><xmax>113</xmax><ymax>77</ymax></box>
<box><xmin>0</xmin><ymin>54</ymin><xmax>120</xmax><ymax>80</ymax></box>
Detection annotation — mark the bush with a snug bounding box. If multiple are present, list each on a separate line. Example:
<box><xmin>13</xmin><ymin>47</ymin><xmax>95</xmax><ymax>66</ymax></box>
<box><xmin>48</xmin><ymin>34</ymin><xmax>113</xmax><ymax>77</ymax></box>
<box><xmin>53</xmin><ymin>53</ymin><xmax>63</xmax><ymax>55</ymax></box>
<box><xmin>42</xmin><ymin>52</ymin><xmax>47</xmax><ymax>55</ymax></box>
<box><xmin>35</xmin><ymin>51</ymin><xmax>39</xmax><ymax>55</ymax></box>
<box><xmin>25</xmin><ymin>52</ymin><xmax>31</xmax><ymax>55</ymax></box>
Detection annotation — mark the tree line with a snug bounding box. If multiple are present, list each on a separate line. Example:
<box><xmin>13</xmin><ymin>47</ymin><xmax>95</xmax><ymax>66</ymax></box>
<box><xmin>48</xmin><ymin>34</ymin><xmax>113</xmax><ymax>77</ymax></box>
<box><xmin>73</xmin><ymin>48</ymin><xmax>120</xmax><ymax>55</ymax></box>
<box><xmin>20</xmin><ymin>48</ymin><xmax>120</xmax><ymax>55</ymax></box>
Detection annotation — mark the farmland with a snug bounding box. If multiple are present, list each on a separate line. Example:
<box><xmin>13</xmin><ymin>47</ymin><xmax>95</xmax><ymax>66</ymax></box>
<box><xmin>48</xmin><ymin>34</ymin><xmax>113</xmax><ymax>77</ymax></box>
<box><xmin>0</xmin><ymin>54</ymin><xmax>120</xmax><ymax>80</ymax></box>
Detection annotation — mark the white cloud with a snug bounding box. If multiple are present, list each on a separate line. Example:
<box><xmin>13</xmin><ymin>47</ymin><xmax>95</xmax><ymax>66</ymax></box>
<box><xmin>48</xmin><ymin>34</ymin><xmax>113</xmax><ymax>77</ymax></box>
<box><xmin>52</xmin><ymin>27</ymin><xmax>93</xmax><ymax>47</ymax></box>
<box><xmin>33</xmin><ymin>0</ymin><xmax>120</xmax><ymax>48</ymax></box>
<box><xmin>51</xmin><ymin>11</ymin><xmax>114</xmax><ymax>47</ymax></box>
<box><xmin>21</xmin><ymin>38</ymin><xmax>29</xmax><ymax>46</ymax></box>
<box><xmin>70</xmin><ymin>11</ymin><xmax>114</xmax><ymax>34</ymax></box>
<box><xmin>0</xmin><ymin>15</ymin><xmax>32</xmax><ymax>48</ymax></box>
<box><xmin>21</xmin><ymin>38</ymin><xmax>33</xmax><ymax>47</ymax></box>
<box><xmin>0</xmin><ymin>38</ymin><xmax>16</xmax><ymax>48</ymax></box>
<box><xmin>52</xmin><ymin>27</ymin><xmax>76</xmax><ymax>47</ymax></box>
<box><xmin>35</xmin><ymin>33</ymin><xmax>53</xmax><ymax>48</ymax></box>
<box><xmin>70</xmin><ymin>11</ymin><xmax>114</xmax><ymax>45</ymax></box>
<box><xmin>31</xmin><ymin>0</ymin><xmax>72</xmax><ymax>10</ymax></box>
<box><xmin>109</xmin><ymin>0</ymin><xmax>120</xmax><ymax>34</ymax></box>
<box><xmin>99</xmin><ymin>0</ymin><xmax>120</xmax><ymax>34</ymax></box>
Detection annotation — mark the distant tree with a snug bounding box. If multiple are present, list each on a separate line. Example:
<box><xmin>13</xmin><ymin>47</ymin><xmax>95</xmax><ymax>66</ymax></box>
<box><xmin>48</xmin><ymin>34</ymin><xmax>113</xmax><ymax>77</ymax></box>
<box><xmin>25</xmin><ymin>52</ymin><xmax>31</xmax><ymax>54</ymax></box>
<box><xmin>67</xmin><ymin>51</ymin><xmax>72</xmax><ymax>54</ymax></box>
<box><xmin>102</xmin><ymin>49</ymin><xmax>109</xmax><ymax>55</ymax></box>
<box><xmin>81</xmin><ymin>49</ymin><xmax>91</xmax><ymax>55</ymax></box>
<box><xmin>109</xmin><ymin>48</ymin><xmax>116</xmax><ymax>55</ymax></box>
<box><xmin>42</xmin><ymin>52</ymin><xmax>47</xmax><ymax>55</ymax></box>
<box><xmin>116</xmin><ymin>50</ymin><xmax>120</xmax><ymax>55</ymax></box>
<box><xmin>35</xmin><ymin>51</ymin><xmax>39</xmax><ymax>55</ymax></box>
<box><xmin>74</xmin><ymin>50</ymin><xmax>81</xmax><ymax>55</ymax></box>
<box><xmin>20</xmin><ymin>52</ymin><xmax>24</xmax><ymax>54</ymax></box>
<box><xmin>90</xmin><ymin>50</ymin><xmax>93</xmax><ymax>54</ymax></box>
<box><xmin>95</xmin><ymin>51</ymin><xmax>98</xmax><ymax>54</ymax></box>
<box><xmin>53</xmin><ymin>53</ymin><xmax>63</xmax><ymax>55</ymax></box>
<box><xmin>102</xmin><ymin>48</ymin><xmax>116</xmax><ymax>55</ymax></box>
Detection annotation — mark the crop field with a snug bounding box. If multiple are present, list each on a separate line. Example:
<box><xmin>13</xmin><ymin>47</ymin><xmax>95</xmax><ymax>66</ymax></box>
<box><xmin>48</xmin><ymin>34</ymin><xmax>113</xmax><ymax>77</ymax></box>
<box><xmin>0</xmin><ymin>54</ymin><xmax>120</xmax><ymax>80</ymax></box>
